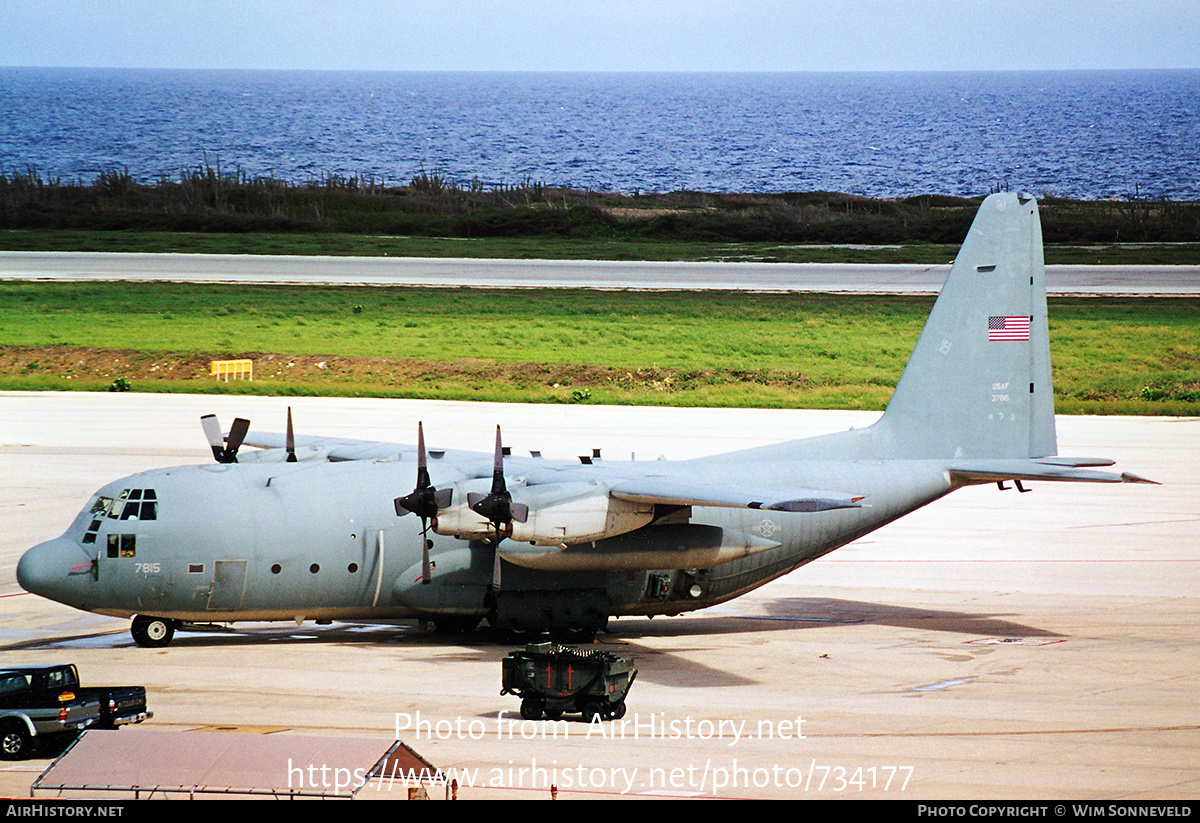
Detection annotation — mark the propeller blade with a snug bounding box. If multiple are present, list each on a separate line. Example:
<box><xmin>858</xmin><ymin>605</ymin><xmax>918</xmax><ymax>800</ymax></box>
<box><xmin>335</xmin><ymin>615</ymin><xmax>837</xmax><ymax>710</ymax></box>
<box><xmin>415</xmin><ymin>422</ymin><xmax>432</xmax><ymax>585</ymax></box>
<box><xmin>415</xmin><ymin>420</ymin><xmax>430</xmax><ymax>495</ymax></box>
<box><xmin>224</xmin><ymin>418</ymin><xmax>250</xmax><ymax>463</ymax></box>
<box><xmin>490</xmin><ymin>425</ymin><xmax>506</xmax><ymax>495</ymax></box>
<box><xmin>468</xmin><ymin>425</ymin><xmax>528</xmax><ymax>529</ymax></box>
<box><xmin>421</xmin><ymin>536</ymin><xmax>432</xmax><ymax>585</ymax></box>
<box><xmin>201</xmin><ymin>414</ymin><xmax>249</xmax><ymax>463</ymax></box>
<box><xmin>285</xmin><ymin>407</ymin><xmax>297</xmax><ymax>463</ymax></box>
<box><xmin>394</xmin><ymin>422</ymin><xmax>443</xmax><ymax>520</ymax></box>
<box><xmin>392</xmin><ymin>422</ymin><xmax>450</xmax><ymax>584</ymax></box>
<box><xmin>200</xmin><ymin>414</ymin><xmax>224</xmax><ymax>462</ymax></box>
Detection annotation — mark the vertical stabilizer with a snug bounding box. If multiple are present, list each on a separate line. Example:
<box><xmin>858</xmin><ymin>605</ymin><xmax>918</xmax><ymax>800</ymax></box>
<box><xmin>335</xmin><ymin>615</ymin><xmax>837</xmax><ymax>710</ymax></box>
<box><xmin>872</xmin><ymin>193</ymin><xmax>1056</xmax><ymax>459</ymax></box>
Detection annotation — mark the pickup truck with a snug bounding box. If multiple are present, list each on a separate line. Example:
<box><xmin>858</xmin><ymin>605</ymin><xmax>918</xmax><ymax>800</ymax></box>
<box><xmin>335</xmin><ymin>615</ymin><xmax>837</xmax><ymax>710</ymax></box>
<box><xmin>0</xmin><ymin>664</ymin><xmax>152</xmax><ymax>759</ymax></box>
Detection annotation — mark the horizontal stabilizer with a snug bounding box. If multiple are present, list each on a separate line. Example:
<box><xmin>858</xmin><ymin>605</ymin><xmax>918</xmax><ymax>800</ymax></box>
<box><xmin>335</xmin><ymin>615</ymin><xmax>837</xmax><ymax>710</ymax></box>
<box><xmin>950</xmin><ymin>458</ymin><xmax>1159</xmax><ymax>485</ymax></box>
<box><xmin>1032</xmin><ymin>457</ymin><xmax>1117</xmax><ymax>468</ymax></box>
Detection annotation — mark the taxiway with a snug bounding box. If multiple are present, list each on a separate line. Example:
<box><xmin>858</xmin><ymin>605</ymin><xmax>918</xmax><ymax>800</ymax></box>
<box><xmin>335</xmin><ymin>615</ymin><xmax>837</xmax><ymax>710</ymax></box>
<box><xmin>3</xmin><ymin>251</ymin><xmax>1200</xmax><ymax>295</ymax></box>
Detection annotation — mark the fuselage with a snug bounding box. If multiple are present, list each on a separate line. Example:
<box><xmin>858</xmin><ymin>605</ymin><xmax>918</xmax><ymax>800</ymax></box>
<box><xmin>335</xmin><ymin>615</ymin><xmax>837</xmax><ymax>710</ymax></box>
<box><xmin>17</xmin><ymin>453</ymin><xmax>953</xmax><ymax>629</ymax></box>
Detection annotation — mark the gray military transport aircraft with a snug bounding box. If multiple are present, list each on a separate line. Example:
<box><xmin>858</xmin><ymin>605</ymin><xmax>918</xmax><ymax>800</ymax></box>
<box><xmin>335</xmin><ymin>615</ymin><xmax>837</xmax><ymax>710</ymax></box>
<box><xmin>18</xmin><ymin>193</ymin><xmax>1153</xmax><ymax>647</ymax></box>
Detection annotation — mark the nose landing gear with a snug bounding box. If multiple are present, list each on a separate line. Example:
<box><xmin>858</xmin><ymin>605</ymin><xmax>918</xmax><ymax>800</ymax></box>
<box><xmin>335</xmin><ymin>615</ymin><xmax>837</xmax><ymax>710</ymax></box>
<box><xmin>131</xmin><ymin>615</ymin><xmax>176</xmax><ymax>648</ymax></box>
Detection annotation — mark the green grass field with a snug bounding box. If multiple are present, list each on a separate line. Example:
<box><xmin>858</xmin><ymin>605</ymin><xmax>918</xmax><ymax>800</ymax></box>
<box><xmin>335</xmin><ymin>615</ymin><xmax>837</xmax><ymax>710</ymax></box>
<box><xmin>2</xmin><ymin>281</ymin><xmax>1196</xmax><ymax>415</ymax></box>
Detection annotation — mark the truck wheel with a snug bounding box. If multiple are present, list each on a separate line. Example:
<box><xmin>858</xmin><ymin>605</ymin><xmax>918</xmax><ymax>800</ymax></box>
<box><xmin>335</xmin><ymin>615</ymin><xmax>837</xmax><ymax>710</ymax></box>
<box><xmin>611</xmin><ymin>700</ymin><xmax>627</xmax><ymax>720</ymax></box>
<box><xmin>582</xmin><ymin>702</ymin><xmax>603</xmax><ymax>724</ymax></box>
<box><xmin>520</xmin><ymin>698</ymin><xmax>544</xmax><ymax>721</ymax></box>
<box><xmin>0</xmin><ymin>722</ymin><xmax>30</xmax><ymax>761</ymax></box>
<box><xmin>131</xmin><ymin>615</ymin><xmax>175</xmax><ymax>648</ymax></box>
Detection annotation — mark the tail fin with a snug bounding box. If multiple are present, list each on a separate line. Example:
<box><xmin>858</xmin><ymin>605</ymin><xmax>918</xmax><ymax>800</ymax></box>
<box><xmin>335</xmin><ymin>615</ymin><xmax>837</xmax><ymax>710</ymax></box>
<box><xmin>872</xmin><ymin>192</ymin><xmax>1056</xmax><ymax>459</ymax></box>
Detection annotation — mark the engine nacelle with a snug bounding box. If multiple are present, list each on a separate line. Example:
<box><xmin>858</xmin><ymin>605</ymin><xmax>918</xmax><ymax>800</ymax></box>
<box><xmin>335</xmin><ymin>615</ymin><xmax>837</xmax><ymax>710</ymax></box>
<box><xmin>499</xmin><ymin>524</ymin><xmax>782</xmax><ymax>572</ymax></box>
<box><xmin>432</xmin><ymin>481</ymin><xmax>655</xmax><ymax>546</ymax></box>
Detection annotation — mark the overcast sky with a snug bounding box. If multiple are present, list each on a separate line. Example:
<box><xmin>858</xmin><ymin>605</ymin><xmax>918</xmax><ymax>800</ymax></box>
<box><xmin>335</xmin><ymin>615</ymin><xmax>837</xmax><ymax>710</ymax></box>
<box><xmin>3</xmin><ymin>0</ymin><xmax>1198</xmax><ymax>72</ymax></box>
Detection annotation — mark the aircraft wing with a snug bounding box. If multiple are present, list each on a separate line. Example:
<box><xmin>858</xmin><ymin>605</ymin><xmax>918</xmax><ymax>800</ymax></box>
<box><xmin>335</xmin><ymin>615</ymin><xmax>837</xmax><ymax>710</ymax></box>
<box><xmin>239</xmin><ymin>431</ymin><xmax>457</xmax><ymax>463</ymax></box>
<box><xmin>604</xmin><ymin>477</ymin><xmax>865</xmax><ymax>512</ymax></box>
<box><xmin>241</xmin><ymin>429</ymin><xmax>867</xmax><ymax>512</ymax></box>
<box><xmin>949</xmin><ymin>457</ymin><xmax>1158</xmax><ymax>485</ymax></box>
<box><xmin>248</xmin><ymin>433</ymin><xmax>387</xmax><ymax>459</ymax></box>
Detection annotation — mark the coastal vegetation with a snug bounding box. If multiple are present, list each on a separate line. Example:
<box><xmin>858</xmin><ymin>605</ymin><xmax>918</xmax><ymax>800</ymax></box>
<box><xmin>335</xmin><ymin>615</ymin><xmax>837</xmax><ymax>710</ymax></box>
<box><xmin>2</xmin><ymin>163</ymin><xmax>1199</xmax><ymax>263</ymax></box>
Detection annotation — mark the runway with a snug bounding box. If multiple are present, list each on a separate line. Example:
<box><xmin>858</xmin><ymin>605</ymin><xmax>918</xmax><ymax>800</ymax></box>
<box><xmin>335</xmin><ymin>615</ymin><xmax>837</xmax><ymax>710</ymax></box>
<box><xmin>4</xmin><ymin>251</ymin><xmax>1200</xmax><ymax>295</ymax></box>
<box><xmin>1</xmin><ymin>392</ymin><xmax>1196</xmax><ymax>799</ymax></box>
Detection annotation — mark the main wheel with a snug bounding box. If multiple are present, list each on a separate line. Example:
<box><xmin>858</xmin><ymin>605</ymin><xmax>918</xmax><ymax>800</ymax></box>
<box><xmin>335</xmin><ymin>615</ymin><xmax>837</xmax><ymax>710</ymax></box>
<box><xmin>131</xmin><ymin>615</ymin><xmax>175</xmax><ymax>648</ymax></box>
<box><xmin>0</xmin><ymin>722</ymin><xmax>30</xmax><ymax>761</ymax></box>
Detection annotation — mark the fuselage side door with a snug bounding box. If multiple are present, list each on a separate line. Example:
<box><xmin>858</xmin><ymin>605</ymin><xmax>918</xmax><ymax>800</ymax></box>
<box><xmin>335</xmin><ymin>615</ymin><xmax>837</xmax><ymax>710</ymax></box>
<box><xmin>207</xmin><ymin>559</ymin><xmax>248</xmax><ymax>610</ymax></box>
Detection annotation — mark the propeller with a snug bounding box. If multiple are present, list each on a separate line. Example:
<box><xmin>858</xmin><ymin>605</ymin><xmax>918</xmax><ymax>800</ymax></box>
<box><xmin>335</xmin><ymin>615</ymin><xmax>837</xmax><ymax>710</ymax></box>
<box><xmin>285</xmin><ymin>406</ymin><xmax>297</xmax><ymax>463</ymax></box>
<box><xmin>393</xmin><ymin>422</ymin><xmax>452</xmax><ymax>584</ymax></box>
<box><xmin>467</xmin><ymin>425</ymin><xmax>529</xmax><ymax>540</ymax></box>
<box><xmin>200</xmin><ymin>414</ymin><xmax>250</xmax><ymax>464</ymax></box>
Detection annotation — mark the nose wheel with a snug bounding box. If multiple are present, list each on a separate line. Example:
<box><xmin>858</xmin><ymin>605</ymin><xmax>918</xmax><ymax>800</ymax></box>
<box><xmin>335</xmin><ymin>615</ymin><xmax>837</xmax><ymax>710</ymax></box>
<box><xmin>131</xmin><ymin>615</ymin><xmax>176</xmax><ymax>648</ymax></box>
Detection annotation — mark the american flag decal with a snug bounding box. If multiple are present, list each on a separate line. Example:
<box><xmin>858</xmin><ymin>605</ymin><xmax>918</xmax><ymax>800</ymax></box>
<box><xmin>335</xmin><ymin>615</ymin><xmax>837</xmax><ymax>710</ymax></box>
<box><xmin>988</xmin><ymin>315</ymin><xmax>1030</xmax><ymax>341</ymax></box>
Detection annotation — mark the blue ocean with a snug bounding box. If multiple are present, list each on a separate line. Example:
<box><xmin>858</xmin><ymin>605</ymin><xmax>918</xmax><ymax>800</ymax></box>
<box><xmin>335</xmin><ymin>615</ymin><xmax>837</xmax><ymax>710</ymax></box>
<box><xmin>2</xmin><ymin>68</ymin><xmax>1197</xmax><ymax>200</ymax></box>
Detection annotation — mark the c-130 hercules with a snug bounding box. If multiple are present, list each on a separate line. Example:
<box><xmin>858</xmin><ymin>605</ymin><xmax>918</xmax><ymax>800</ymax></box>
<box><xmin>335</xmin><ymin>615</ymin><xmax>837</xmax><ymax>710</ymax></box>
<box><xmin>17</xmin><ymin>193</ymin><xmax>1153</xmax><ymax>647</ymax></box>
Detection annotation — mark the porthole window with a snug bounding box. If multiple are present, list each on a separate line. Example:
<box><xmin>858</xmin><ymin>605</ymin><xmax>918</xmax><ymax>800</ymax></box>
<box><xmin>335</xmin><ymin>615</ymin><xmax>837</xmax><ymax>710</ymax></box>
<box><xmin>309</xmin><ymin>563</ymin><xmax>320</xmax><ymax>574</ymax></box>
<box><xmin>347</xmin><ymin>563</ymin><xmax>358</xmax><ymax>573</ymax></box>
<box><xmin>271</xmin><ymin>564</ymin><xmax>281</xmax><ymax>574</ymax></box>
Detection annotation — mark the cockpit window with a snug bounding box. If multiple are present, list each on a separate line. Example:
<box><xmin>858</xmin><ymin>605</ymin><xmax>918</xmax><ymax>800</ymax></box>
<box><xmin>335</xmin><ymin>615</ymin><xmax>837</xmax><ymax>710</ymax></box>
<box><xmin>120</xmin><ymin>489</ymin><xmax>157</xmax><ymax>521</ymax></box>
<box><xmin>86</xmin><ymin>490</ymin><xmax>156</xmax><ymax>551</ymax></box>
<box><xmin>106</xmin><ymin>489</ymin><xmax>157</xmax><ymax>521</ymax></box>
<box><xmin>106</xmin><ymin>491</ymin><xmax>127</xmax><ymax>519</ymax></box>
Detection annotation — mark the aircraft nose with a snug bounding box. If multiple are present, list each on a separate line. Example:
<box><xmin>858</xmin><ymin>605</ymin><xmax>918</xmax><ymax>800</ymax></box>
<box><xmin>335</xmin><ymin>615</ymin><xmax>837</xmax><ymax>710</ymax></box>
<box><xmin>17</xmin><ymin>537</ymin><xmax>93</xmax><ymax>604</ymax></box>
